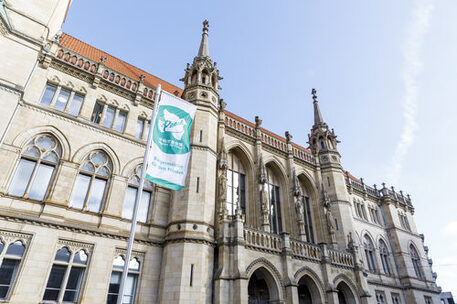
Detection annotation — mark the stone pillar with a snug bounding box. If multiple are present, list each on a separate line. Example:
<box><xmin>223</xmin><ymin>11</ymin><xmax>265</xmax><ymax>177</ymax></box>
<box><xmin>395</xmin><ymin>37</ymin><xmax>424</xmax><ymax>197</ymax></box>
<box><xmin>319</xmin><ymin>243</ymin><xmax>338</xmax><ymax>304</ymax></box>
<box><xmin>281</xmin><ymin>232</ymin><xmax>299</xmax><ymax>304</ymax></box>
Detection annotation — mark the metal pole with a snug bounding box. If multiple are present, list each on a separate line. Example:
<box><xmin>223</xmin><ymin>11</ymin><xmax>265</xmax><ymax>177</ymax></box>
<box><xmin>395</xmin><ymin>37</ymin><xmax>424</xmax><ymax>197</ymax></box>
<box><xmin>116</xmin><ymin>84</ymin><xmax>161</xmax><ymax>304</ymax></box>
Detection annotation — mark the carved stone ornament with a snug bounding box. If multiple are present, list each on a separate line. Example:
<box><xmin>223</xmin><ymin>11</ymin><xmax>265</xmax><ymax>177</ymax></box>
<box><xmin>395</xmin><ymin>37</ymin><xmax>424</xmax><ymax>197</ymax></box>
<box><xmin>285</xmin><ymin>131</ymin><xmax>293</xmax><ymax>144</ymax></box>
<box><xmin>292</xmin><ymin>169</ymin><xmax>301</xmax><ymax>197</ymax></box>
<box><xmin>322</xmin><ymin>186</ymin><xmax>335</xmax><ymax>233</ymax></box>
<box><xmin>258</xmin><ymin>155</ymin><xmax>267</xmax><ymax>184</ymax></box>
<box><xmin>255</xmin><ymin>116</ymin><xmax>262</xmax><ymax>128</ymax></box>
<box><xmin>219</xmin><ymin>138</ymin><xmax>227</xmax><ymax>170</ymax></box>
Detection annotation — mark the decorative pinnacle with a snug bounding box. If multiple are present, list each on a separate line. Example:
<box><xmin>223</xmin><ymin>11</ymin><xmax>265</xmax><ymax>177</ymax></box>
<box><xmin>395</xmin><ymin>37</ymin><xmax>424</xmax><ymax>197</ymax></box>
<box><xmin>312</xmin><ymin>88</ymin><xmax>318</xmax><ymax>102</ymax></box>
<box><xmin>203</xmin><ymin>19</ymin><xmax>209</xmax><ymax>34</ymax></box>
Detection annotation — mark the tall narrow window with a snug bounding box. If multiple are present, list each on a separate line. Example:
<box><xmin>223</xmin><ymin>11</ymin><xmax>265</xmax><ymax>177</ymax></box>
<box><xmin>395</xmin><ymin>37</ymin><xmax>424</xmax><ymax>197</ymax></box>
<box><xmin>91</xmin><ymin>102</ymin><xmax>104</xmax><ymax>124</ymax></box>
<box><xmin>379</xmin><ymin>240</ymin><xmax>391</xmax><ymax>275</ymax></box>
<box><xmin>53</xmin><ymin>88</ymin><xmax>71</xmax><ymax>112</ymax></box>
<box><xmin>43</xmin><ymin>247</ymin><xmax>89</xmax><ymax>303</ymax></box>
<box><xmin>135</xmin><ymin>118</ymin><xmax>145</xmax><ymax>139</ymax></box>
<box><xmin>122</xmin><ymin>164</ymin><xmax>154</xmax><ymax>223</ymax></box>
<box><xmin>266</xmin><ymin>166</ymin><xmax>282</xmax><ymax>234</ymax></box>
<box><xmin>103</xmin><ymin>105</ymin><xmax>116</xmax><ymax>128</ymax></box>
<box><xmin>8</xmin><ymin>134</ymin><xmax>61</xmax><ymax>201</ymax></box>
<box><xmin>40</xmin><ymin>84</ymin><xmax>57</xmax><ymax>106</ymax></box>
<box><xmin>363</xmin><ymin>235</ymin><xmax>376</xmax><ymax>272</ymax></box>
<box><xmin>68</xmin><ymin>93</ymin><xmax>84</xmax><ymax>116</ymax></box>
<box><xmin>0</xmin><ymin>240</ymin><xmax>26</xmax><ymax>299</ymax></box>
<box><xmin>226</xmin><ymin>152</ymin><xmax>246</xmax><ymax>216</ymax></box>
<box><xmin>107</xmin><ymin>256</ymin><xmax>140</xmax><ymax>304</ymax></box>
<box><xmin>70</xmin><ymin>150</ymin><xmax>112</xmax><ymax>213</ymax></box>
<box><xmin>115</xmin><ymin>111</ymin><xmax>127</xmax><ymax>132</ymax></box>
<box><xmin>302</xmin><ymin>196</ymin><xmax>315</xmax><ymax>243</ymax></box>
<box><xmin>410</xmin><ymin>245</ymin><xmax>423</xmax><ymax>279</ymax></box>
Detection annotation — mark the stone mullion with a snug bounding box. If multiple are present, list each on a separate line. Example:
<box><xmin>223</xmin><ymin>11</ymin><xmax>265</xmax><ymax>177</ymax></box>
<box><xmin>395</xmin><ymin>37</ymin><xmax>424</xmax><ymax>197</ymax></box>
<box><xmin>49</xmin><ymin>86</ymin><xmax>61</xmax><ymax>108</ymax></box>
<box><xmin>64</xmin><ymin>91</ymin><xmax>76</xmax><ymax>113</ymax></box>
<box><xmin>99</xmin><ymin>104</ymin><xmax>108</xmax><ymax>125</ymax></box>
<box><xmin>57</xmin><ymin>251</ymin><xmax>75</xmax><ymax>303</ymax></box>
<box><xmin>112</xmin><ymin>108</ymin><xmax>120</xmax><ymax>130</ymax></box>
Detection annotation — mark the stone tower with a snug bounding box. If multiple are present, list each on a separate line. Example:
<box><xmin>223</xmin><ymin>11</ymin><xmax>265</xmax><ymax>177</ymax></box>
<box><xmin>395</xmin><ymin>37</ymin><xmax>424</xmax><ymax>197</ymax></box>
<box><xmin>308</xmin><ymin>89</ymin><xmax>354</xmax><ymax>249</ymax></box>
<box><xmin>157</xmin><ymin>20</ymin><xmax>221</xmax><ymax>303</ymax></box>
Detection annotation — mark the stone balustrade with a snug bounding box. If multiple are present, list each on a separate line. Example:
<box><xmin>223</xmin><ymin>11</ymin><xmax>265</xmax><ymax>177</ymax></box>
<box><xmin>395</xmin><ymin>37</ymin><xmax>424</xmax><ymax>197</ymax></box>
<box><xmin>289</xmin><ymin>238</ymin><xmax>322</xmax><ymax>261</ymax></box>
<box><xmin>243</xmin><ymin>228</ymin><xmax>282</xmax><ymax>253</ymax></box>
<box><xmin>328</xmin><ymin>248</ymin><xmax>354</xmax><ymax>268</ymax></box>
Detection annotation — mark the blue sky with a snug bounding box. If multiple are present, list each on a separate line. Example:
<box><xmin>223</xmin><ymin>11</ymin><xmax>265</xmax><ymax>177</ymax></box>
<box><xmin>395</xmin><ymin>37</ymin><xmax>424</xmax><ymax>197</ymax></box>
<box><xmin>63</xmin><ymin>0</ymin><xmax>457</xmax><ymax>295</ymax></box>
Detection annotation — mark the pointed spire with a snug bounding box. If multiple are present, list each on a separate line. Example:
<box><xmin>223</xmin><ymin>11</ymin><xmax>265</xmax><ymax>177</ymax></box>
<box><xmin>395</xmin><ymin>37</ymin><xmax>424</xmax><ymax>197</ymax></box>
<box><xmin>198</xmin><ymin>19</ymin><xmax>210</xmax><ymax>58</ymax></box>
<box><xmin>312</xmin><ymin>88</ymin><xmax>325</xmax><ymax>126</ymax></box>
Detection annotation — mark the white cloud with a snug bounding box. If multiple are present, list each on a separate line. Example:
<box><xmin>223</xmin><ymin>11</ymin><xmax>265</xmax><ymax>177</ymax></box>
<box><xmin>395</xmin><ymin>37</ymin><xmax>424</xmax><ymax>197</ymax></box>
<box><xmin>388</xmin><ymin>0</ymin><xmax>435</xmax><ymax>184</ymax></box>
<box><xmin>442</xmin><ymin>221</ymin><xmax>457</xmax><ymax>236</ymax></box>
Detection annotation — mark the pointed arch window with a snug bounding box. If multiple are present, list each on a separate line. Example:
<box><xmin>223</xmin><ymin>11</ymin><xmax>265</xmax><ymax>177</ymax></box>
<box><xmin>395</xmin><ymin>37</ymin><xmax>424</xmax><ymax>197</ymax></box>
<box><xmin>8</xmin><ymin>134</ymin><xmax>61</xmax><ymax>201</ymax></box>
<box><xmin>379</xmin><ymin>240</ymin><xmax>391</xmax><ymax>275</ymax></box>
<box><xmin>106</xmin><ymin>256</ymin><xmax>141</xmax><ymax>304</ymax></box>
<box><xmin>266</xmin><ymin>166</ymin><xmax>282</xmax><ymax>234</ymax></box>
<box><xmin>226</xmin><ymin>152</ymin><xmax>246</xmax><ymax>216</ymax></box>
<box><xmin>363</xmin><ymin>235</ymin><xmax>377</xmax><ymax>272</ymax></box>
<box><xmin>122</xmin><ymin>164</ymin><xmax>154</xmax><ymax>223</ymax></box>
<box><xmin>410</xmin><ymin>244</ymin><xmax>423</xmax><ymax>279</ymax></box>
<box><xmin>43</xmin><ymin>247</ymin><xmax>89</xmax><ymax>302</ymax></box>
<box><xmin>70</xmin><ymin>151</ymin><xmax>112</xmax><ymax>213</ymax></box>
<box><xmin>0</xmin><ymin>240</ymin><xmax>26</xmax><ymax>299</ymax></box>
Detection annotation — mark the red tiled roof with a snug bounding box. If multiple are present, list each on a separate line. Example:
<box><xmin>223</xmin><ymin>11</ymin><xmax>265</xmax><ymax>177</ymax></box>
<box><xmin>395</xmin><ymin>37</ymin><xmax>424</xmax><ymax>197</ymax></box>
<box><xmin>60</xmin><ymin>33</ymin><xmax>183</xmax><ymax>96</ymax></box>
<box><xmin>60</xmin><ymin>33</ymin><xmax>313</xmax><ymax>156</ymax></box>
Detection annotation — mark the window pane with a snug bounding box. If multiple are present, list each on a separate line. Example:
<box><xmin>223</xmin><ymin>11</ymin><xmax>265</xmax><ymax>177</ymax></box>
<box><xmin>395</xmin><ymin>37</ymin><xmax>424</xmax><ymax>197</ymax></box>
<box><xmin>63</xmin><ymin>267</ymin><xmax>84</xmax><ymax>302</ymax></box>
<box><xmin>138</xmin><ymin>190</ymin><xmax>151</xmax><ymax>223</ymax></box>
<box><xmin>108</xmin><ymin>271</ymin><xmax>121</xmax><ymax>295</ymax></box>
<box><xmin>55</xmin><ymin>247</ymin><xmax>71</xmax><ymax>262</ymax></box>
<box><xmin>103</xmin><ymin>106</ymin><xmax>115</xmax><ymax>128</ymax></box>
<box><xmin>6</xmin><ymin>241</ymin><xmax>24</xmax><ymax>257</ymax></box>
<box><xmin>70</xmin><ymin>174</ymin><xmax>91</xmax><ymax>209</ymax></box>
<box><xmin>8</xmin><ymin>159</ymin><xmax>35</xmax><ymax>197</ymax></box>
<box><xmin>113</xmin><ymin>257</ymin><xmax>125</xmax><ymax>269</ymax></box>
<box><xmin>115</xmin><ymin>111</ymin><xmax>127</xmax><ymax>132</ymax></box>
<box><xmin>86</xmin><ymin>178</ymin><xmax>106</xmax><ymax>212</ymax></box>
<box><xmin>122</xmin><ymin>274</ymin><xmax>138</xmax><ymax>304</ymax></box>
<box><xmin>68</xmin><ymin>94</ymin><xmax>84</xmax><ymax>116</ymax></box>
<box><xmin>91</xmin><ymin>102</ymin><xmax>104</xmax><ymax>124</ymax></box>
<box><xmin>146</xmin><ymin>121</ymin><xmax>151</xmax><ymax>139</ymax></box>
<box><xmin>73</xmin><ymin>250</ymin><xmax>88</xmax><ymax>265</ymax></box>
<box><xmin>122</xmin><ymin>187</ymin><xmax>137</xmax><ymax>220</ymax></box>
<box><xmin>135</xmin><ymin>118</ymin><xmax>144</xmax><ymax>139</ymax></box>
<box><xmin>43</xmin><ymin>264</ymin><xmax>67</xmax><ymax>300</ymax></box>
<box><xmin>0</xmin><ymin>259</ymin><xmax>19</xmax><ymax>299</ymax></box>
<box><xmin>40</xmin><ymin>84</ymin><xmax>57</xmax><ymax>106</ymax></box>
<box><xmin>129</xmin><ymin>258</ymin><xmax>140</xmax><ymax>271</ymax></box>
<box><xmin>28</xmin><ymin>163</ymin><xmax>54</xmax><ymax>200</ymax></box>
<box><xmin>0</xmin><ymin>242</ymin><xmax>3</xmax><ymax>254</ymax></box>
<box><xmin>54</xmin><ymin>88</ymin><xmax>71</xmax><ymax>111</ymax></box>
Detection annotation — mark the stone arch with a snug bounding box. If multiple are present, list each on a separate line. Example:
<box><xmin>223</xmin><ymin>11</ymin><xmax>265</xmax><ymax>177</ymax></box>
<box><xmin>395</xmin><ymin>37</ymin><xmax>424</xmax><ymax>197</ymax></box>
<box><xmin>225</xmin><ymin>141</ymin><xmax>255</xmax><ymax>167</ymax></box>
<box><xmin>333</xmin><ymin>273</ymin><xmax>359</xmax><ymax>304</ymax></box>
<box><xmin>263</xmin><ymin>156</ymin><xmax>288</xmax><ymax>183</ymax></box>
<box><xmin>246</xmin><ymin>257</ymin><xmax>284</xmax><ymax>302</ymax></box>
<box><xmin>12</xmin><ymin>125</ymin><xmax>71</xmax><ymax>160</ymax></box>
<box><xmin>375</xmin><ymin>235</ymin><xmax>390</xmax><ymax>250</ymax></box>
<box><xmin>264</xmin><ymin>157</ymin><xmax>289</xmax><ymax>233</ymax></box>
<box><xmin>294</xmin><ymin>266</ymin><xmax>325</xmax><ymax>304</ymax></box>
<box><xmin>72</xmin><ymin>142</ymin><xmax>120</xmax><ymax>175</ymax></box>
<box><xmin>122</xmin><ymin>157</ymin><xmax>144</xmax><ymax>177</ymax></box>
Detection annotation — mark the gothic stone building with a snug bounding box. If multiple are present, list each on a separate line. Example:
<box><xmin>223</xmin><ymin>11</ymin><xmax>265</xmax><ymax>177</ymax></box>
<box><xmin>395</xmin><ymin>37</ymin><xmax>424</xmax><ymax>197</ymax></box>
<box><xmin>0</xmin><ymin>1</ymin><xmax>441</xmax><ymax>303</ymax></box>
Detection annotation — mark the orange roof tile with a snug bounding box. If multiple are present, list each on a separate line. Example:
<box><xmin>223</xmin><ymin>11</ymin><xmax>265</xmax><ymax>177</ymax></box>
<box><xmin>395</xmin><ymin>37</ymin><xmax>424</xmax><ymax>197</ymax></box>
<box><xmin>60</xmin><ymin>33</ymin><xmax>183</xmax><ymax>96</ymax></box>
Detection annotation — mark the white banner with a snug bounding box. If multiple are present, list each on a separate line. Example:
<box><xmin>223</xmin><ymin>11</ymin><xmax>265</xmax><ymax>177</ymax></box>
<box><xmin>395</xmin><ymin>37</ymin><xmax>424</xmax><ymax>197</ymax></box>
<box><xmin>145</xmin><ymin>91</ymin><xmax>196</xmax><ymax>190</ymax></box>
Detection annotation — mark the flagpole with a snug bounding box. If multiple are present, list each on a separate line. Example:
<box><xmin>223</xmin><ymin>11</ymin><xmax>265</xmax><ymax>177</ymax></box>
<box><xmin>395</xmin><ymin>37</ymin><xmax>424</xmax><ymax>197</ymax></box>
<box><xmin>117</xmin><ymin>84</ymin><xmax>162</xmax><ymax>304</ymax></box>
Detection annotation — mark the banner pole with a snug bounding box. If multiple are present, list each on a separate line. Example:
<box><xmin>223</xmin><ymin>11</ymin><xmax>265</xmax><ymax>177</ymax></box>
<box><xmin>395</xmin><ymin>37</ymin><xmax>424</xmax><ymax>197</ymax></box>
<box><xmin>117</xmin><ymin>84</ymin><xmax>162</xmax><ymax>304</ymax></box>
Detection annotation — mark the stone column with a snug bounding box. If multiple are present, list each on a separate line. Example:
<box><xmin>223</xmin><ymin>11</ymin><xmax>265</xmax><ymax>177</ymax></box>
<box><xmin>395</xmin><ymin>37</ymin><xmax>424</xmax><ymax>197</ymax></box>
<box><xmin>319</xmin><ymin>243</ymin><xmax>339</xmax><ymax>304</ymax></box>
<box><xmin>281</xmin><ymin>232</ymin><xmax>299</xmax><ymax>304</ymax></box>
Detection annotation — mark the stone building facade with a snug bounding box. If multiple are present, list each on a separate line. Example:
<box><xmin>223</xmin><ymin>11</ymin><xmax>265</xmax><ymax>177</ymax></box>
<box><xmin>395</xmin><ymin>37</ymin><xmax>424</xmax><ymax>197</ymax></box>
<box><xmin>0</xmin><ymin>1</ymin><xmax>442</xmax><ymax>303</ymax></box>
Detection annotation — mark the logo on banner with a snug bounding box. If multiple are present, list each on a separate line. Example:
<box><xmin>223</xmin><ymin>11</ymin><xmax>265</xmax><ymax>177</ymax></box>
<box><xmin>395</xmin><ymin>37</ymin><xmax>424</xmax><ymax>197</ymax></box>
<box><xmin>153</xmin><ymin>105</ymin><xmax>193</xmax><ymax>154</ymax></box>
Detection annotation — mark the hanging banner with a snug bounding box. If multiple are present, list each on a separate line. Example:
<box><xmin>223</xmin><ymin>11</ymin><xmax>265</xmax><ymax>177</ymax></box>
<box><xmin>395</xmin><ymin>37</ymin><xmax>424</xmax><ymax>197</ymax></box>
<box><xmin>145</xmin><ymin>91</ymin><xmax>196</xmax><ymax>190</ymax></box>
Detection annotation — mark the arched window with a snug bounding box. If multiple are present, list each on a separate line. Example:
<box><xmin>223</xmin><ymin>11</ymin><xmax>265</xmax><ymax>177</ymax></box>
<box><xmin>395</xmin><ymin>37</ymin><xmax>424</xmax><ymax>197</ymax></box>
<box><xmin>107</xmin><ymin>256</ymin><xmax>141</xmax><ymax>304</ymax></box>
<box><xmin>226</xmin><ymin>152</ymin><xmax>246</xmax><ymax>216</ymax></box>
<box><xmin>299</xmin><ymin>180</ymin><xmax>314</xmax><ymax>243</ymax></box>
<box><xmin>70</xmin><ymin>150</ymin><xmax>112</xmax><ymax>213</ymax></box>
<box><xmin>266</xmin><ymin>166</ymin><xmax>282</xmax><ymax>234</ymax></box>
<box><xmin>43</xmin><ymin>247</ymin><xmax>89</xmax><ymax>302</ymax></box>
<box><xmin>122</xmin><ymin>164</ymin><xmax>154</xmax><ymax>223</ymax></box>
<box><xmin>0</xmin><ymin>240</ymin><xmax>26</xmax><ymax>299</ymax></box>
<box><xmin>379</xmin><ymin>240</ymin><xmax>391</xmax><ymax>275</ymax></box>
<box><xmin>410</xmin><ymin>244</ymin><xmax>423</xmax><ymax>279</ymax></box>
<box><xmin>363</xmin><ymin>235</ymin><xmax>376</xmax><ymax>272</ymax></box>
<box><xmin>8</xmin><ymin>134</ymin><xmax>61</xmax><ymax>200</ymax></box>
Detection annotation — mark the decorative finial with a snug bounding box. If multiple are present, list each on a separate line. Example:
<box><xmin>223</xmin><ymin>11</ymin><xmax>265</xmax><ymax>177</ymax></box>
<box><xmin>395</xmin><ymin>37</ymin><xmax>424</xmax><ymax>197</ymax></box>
<box><xmin>255</xmin><ymin>116</ymin><xmax>262</xmax><ymax>128</ymax></box>
<box><xmin>140</xmin><ymin>74</ymin><xmax>145</xmax><ymax>83</ymax></box>
<box><xmin>203</xmin><ymin>19</ymin><xmax>209</xmax><ymax>34</ymax></box>
<box><xmin>382</xmin><ymin>182</ymin><xmax>386</xmax><ymax>189</ymax></box>
<box><xmin>100</xmin><ymin>56</ymin><xmax>107</xmax><ymax>64</ymax></box>
<box><xmin>285</xmin><ymin>131</ymin><xmax>292</xmax><ymax>143</ymax></box>
<box><xmin>360</xmin><ymin>178</ymin><xmax>364</xmax><ymax>184</ymax></box>
<box><xmin>373</xmin><ymin>184</ymin><xmax>377</xmax><ymax>190</ymax></box>
<box><xmin>312</xmin><ymin>88</ymin><xmax>318</xmax><ymax>102</ymax></box>
<box><xmin>219</xmin><ymin>99</ymin><xmax>227</xmax><ymax>111</ymax></box>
